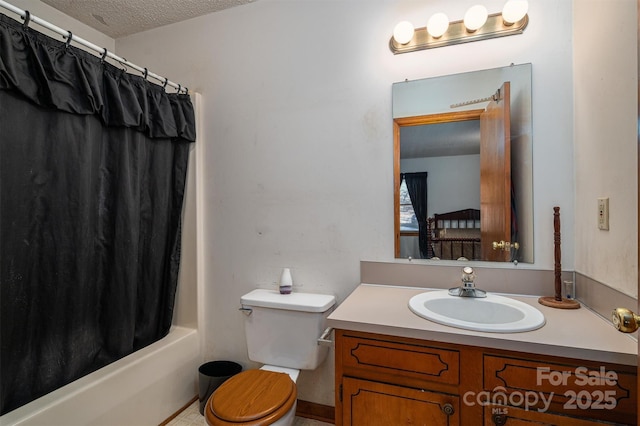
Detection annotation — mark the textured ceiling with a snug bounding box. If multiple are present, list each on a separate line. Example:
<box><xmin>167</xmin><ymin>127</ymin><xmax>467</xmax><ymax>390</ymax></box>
<box><xmin>42</xmin><ymin>0</ymin><xmax>257</xmax><ymax>38</ymax></box>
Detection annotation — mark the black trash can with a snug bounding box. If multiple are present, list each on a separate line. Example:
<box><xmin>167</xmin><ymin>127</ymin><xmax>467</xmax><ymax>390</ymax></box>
<box><xmin>198</xmin><ymin>360</ymin><xmax>243</xmax><ymax>415</ymax></box>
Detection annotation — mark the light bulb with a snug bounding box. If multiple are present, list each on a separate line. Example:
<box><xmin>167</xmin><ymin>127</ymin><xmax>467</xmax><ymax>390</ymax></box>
<box><xmin>464</xmin><ymin>5</ymin><xmax>488</xmax><ymax>32</ymax></box>
<box><xmin>502</xmin><ymin>0</ymin><xmax>528</xmax><ymax>24</ymax></box>
<box><xmin>427</xmin><ymin>13</ymin><xmax>449</xmax><ymax>38</ymax></box>
<box><xmin>393</xmin><ymin>21</ymin><xmax>415</xmax><ymax>45</ymax></box>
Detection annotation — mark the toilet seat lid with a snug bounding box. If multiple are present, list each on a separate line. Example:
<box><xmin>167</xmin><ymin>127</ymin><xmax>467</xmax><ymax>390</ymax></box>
<box><xmin>210</xmin><ymin>369</ymin><xmax>296</xmax><ymax>423</ymax></box>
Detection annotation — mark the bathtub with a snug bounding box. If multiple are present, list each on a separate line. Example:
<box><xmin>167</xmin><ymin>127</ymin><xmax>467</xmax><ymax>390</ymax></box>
<box><xmin>0</xmin><ymin>326</ymin><xmax>200</xmax><ymax>426</ymax></box>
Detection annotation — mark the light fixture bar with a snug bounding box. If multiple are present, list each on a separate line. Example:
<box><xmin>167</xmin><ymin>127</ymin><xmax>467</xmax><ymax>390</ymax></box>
<box><xmin>389</xmin><ymin>13</ymin><xmax>528</xmax><ymax>54</ymax></box>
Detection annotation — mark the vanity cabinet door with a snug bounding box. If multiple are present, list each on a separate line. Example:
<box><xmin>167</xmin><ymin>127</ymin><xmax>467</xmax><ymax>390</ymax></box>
<box><xmin>342</xmin><ymin>377</ymin><xmax>459</xmax><ymax>426</ymax></box>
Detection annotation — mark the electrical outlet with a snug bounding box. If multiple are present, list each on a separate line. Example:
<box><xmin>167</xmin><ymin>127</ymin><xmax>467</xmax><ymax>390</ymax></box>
<box><xmin>597</xmin><ymin>197</ymin><xmax>609</xmax><ymax>230</ymax></box>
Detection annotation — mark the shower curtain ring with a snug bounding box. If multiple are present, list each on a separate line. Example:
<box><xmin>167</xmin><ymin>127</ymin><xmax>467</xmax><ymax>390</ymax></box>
<box><xmin>100</xmin><ymin>48</ymin><xmax>108</xmax><ymax>63</ymax></box>
<box><xmin>22</xmin><ymin>10</ymin><xmax>31</xmax><ymax>29</ymax></box>
<box><xmin>143</xmin><ymin>68</ymin><xmax>148</xmax><ymax>80</ymax></box>
<box><xmin>65</xmin><ymin>31</ymin><xmax>73</xmax><ymax>49</ymax></box>
<box><xmin>117</xmin><ymin>58</ymin><xmax>128</xmax><ymax>72</ymax></box>
<box><xmin>163</xmin><ymin>78</ymin><xmax>169</xmax><ymax>89</ymax></box>
<box><xmin>178</xmin><ymin>84</ymin><xmax>181</xmax><ymax>93</ymax></box>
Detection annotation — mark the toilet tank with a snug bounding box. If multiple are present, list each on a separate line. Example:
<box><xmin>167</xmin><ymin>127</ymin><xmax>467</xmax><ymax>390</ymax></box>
<box><xmin>240</xmin><ymin>289</ymin><xmax>336</xmax><ymax>370</ymax></box>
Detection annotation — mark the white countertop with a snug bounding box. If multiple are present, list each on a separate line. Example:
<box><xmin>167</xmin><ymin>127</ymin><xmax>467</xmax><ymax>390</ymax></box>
<box><xmin>327</xmin><ymin>284</ymin><xmax>638</xmax><ymax>366</ymax></box>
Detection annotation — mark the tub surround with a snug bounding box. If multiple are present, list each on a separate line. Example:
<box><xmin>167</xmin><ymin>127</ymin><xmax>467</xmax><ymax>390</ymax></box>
<box><xmin>327</xmin><ymin>284</ymin><xmax>637</xmax><ymax>366</ymax></box>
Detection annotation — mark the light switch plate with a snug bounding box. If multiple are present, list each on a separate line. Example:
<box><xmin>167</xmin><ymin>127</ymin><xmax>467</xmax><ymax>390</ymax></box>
<box><xmin>597</xmin><ymin>197</ymin><xmax>609</xmax><ymax>230</ymax></box>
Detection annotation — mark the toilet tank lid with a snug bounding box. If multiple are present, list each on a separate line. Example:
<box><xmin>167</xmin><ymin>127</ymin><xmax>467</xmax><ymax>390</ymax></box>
<box><xmin>241</xmin><ymin>289</ymin><xmax>336</xmax><ymax>312</ymax></box>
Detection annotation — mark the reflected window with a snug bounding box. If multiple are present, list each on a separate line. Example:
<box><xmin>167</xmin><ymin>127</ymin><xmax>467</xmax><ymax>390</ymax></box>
<box><xmin>399</xmin><ymin>180</ymin><xmax>418</xmax><ymax>231</ymax></box>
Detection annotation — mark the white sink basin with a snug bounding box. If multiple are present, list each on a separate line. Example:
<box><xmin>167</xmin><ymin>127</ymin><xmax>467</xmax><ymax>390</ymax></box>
<box><xmin>408</xmin><ymin>290</ymin><xmax>545</xmax><ymax>333</ymax></box>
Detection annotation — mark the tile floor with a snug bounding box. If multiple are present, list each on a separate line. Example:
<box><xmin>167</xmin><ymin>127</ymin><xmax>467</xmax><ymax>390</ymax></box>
<box><xmin>166</xmin><ymin>401</ymin><xmax>333</xmax><ymax>426</ymax></box>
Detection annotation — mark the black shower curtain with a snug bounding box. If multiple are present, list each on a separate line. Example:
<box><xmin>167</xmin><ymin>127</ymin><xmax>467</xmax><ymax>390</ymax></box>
<box><xmin>0</xmin><ymin>13</ymin><xmax>196</xmax><ymax>414</ymax></box>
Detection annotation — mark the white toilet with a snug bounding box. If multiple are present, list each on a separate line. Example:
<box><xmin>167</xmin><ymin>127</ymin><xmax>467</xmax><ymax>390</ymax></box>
<box><xmin>205</xmin><ymin>288</ymin><xmax>336</xmax><ymax>426</ymax></box>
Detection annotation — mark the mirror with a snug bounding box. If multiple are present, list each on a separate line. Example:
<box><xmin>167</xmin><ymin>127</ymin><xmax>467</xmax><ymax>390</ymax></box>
<box><xmin>393</xmin><ymin>63</ymin><xmax>533</xmax><ymax>263</ymax></box>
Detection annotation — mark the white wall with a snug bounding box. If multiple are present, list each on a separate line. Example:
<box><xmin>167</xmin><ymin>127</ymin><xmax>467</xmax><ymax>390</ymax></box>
<box><xmin>113</xmin><ymin>0</ymin><xmax>580</xmax><ymax>405</ymax></box>
<box><xmin>401</xmin><ymin>155</ymin><xmax>481</xmax><ymax>216</ymax></box>
<box><xmin>573</xmin><ymin>0</ymin><xmax>638</xmax><ymax>298</ymax></box>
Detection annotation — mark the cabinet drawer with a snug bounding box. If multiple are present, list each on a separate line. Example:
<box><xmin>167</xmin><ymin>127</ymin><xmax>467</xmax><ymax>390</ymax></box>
<box><xmin>483</xmin><ymin>354</ymin><xmax>637</xmax><ymax>424</ymax></box>
<box><xmin>341</xmin><ymin>334</ymin><xmax>460</xmax><ymax>386</ymax></box>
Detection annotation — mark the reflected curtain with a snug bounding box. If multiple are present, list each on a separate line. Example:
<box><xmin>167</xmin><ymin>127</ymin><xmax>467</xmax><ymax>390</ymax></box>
<box><xmin>402</xmin><ymin>172</ymin><xmax>429</xmax><ymax>258</ymax></box>
<box><xmin>0</xmin><ymin>14</ymin><xmax>196</xmax><ymax>414</ymax></box>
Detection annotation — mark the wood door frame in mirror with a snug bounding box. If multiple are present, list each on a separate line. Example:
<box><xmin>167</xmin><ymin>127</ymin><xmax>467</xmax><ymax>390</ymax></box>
<box><xmin>394</xmin><ymin>109</ymin><xmax>485</xmax><ymax>258</ymax></box>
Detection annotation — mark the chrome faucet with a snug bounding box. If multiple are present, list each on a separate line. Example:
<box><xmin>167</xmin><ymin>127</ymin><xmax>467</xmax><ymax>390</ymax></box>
<box><xmin>448</xmin><ymin>266</ymin><xmax>487</xmax><ymax>298</ymax></box>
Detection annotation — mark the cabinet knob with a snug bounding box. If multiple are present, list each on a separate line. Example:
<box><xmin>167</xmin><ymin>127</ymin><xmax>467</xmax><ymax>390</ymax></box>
<box><xmin>492</xmin><ymin>413</ymin><xmax>507</xmax><ymax>425</ymax></box>
<box><xmin>441</xmin><ymin>403</ymin><xmax>455</xmax><ymax>416</ymax></box>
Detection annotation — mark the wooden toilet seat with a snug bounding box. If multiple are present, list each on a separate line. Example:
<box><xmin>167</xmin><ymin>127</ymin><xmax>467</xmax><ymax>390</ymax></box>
<box><xmin>205</xmin><ymin>369</ymin><xmax>297</xmax><ymax>426</ymax></box>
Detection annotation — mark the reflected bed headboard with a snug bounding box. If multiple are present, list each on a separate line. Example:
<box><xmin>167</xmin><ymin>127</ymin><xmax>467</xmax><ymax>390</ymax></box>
<box><xmin>428</xmin><ymin>208</ymin><xmax>481</xmax><ymax>260</ymax></box>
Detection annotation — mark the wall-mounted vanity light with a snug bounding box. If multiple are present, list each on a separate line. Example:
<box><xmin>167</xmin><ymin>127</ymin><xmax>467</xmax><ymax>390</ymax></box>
<box><xmin>390</xmin><ymin>1</ymin><xmax>528</xmax><ymax>54</ymax></box>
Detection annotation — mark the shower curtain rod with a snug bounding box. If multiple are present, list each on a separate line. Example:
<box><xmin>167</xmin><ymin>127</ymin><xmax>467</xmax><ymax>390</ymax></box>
<box><xmin>0</xmin><ymin>0</ymin><xmax>188</xmax><ymax>94</ymax></box>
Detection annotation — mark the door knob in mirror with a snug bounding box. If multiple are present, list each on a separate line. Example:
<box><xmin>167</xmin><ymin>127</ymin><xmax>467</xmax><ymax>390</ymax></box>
<box><xmin>492</xmin><ymin>240</ymin><xmax>519</xmax><ymax>251</ymax></box>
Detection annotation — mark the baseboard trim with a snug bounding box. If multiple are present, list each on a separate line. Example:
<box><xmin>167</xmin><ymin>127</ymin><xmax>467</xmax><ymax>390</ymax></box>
<box><xmin>296</xmin><ymin>400</ymin><xmax>335</xmax><ymax>424</ymax></box>
<box><xmin>159</xmin><ymin>395</ymin><xmax>198</xmax><ymax>426</ymax></box>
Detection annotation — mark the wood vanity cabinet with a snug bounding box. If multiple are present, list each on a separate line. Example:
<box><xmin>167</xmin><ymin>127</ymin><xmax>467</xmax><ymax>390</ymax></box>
<box><xmin>334</xmin><ymin>330</ymin><xmax>637</xmax><ymax>426</ymax></box>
